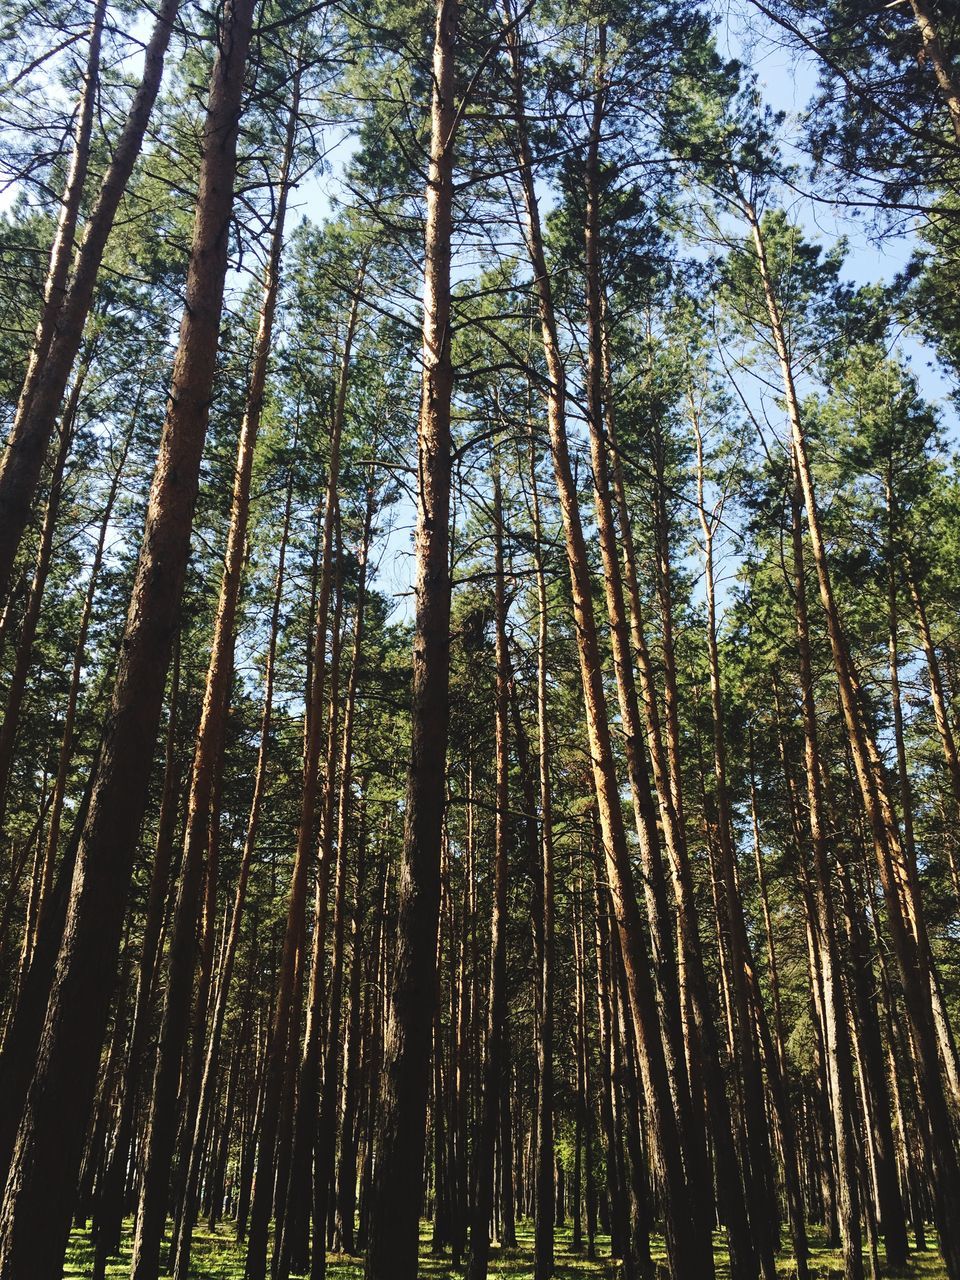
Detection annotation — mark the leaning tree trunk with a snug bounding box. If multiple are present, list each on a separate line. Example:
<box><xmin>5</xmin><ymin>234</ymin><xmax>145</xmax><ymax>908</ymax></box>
<box><xmin>0</xmin><ymin>0</ymin><xmax>181</xmax><ymax>599</ymax></box>
<box><xmin>364</xmin><ymin>0</ymin><xmax>457</xmax><ymax>1273</ymax></box>
<box><xmin>907</xmin><ymin>0</ymin><xmax>960</xmax><ymax>140</ymax></box>
<box><xmin>16</xmin><ymin>0</ymin><xmax>105</xmax><ymax>429</ymax></box>
<box><xmin>0</xmin><ymin>4</ymin><xmax>255</xmax><ymax>1274</ymax></box>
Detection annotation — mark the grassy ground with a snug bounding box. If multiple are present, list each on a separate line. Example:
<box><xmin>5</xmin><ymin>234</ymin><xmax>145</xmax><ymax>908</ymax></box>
<box><xmin>64</xmin><ymin>1219</ymin><xmax>948</xmax><ymax>1278</ymax></box>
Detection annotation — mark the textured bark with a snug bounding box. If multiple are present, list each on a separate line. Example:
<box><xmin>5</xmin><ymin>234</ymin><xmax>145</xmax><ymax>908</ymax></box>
<box><xmin>0</xmin><ymin>2</ymin><xmax>254</xmax><ymax>1270</ymax></box>
<box><xmin>0</xmin><ymin>0</ymin><xmax>181</xmax><ymax>598</ymax></box>
<box><xmin>364</xmin><ymin>0</ymin><xmax>457</xmax><ymax>1270</ymax></box>
<box><xmin>602</xmin><ymin>323</ymin><xmax>756</xmax><ymax>1280</ymax></box>
<box><xmin>692</xmin><ymin>407</ymin><xmax>787</xmax><ymax>1280</ymax></box>
<box><xmin>245</xmin><ymin>270</ymin><xmax>362</xmax><ymax>1280</ymax></box>
<box><xmin>528</xmin><ymin>429</ymin><xmax>555</xmax><ymax>1280</ymax></box>
<box><xmin>580</xmin><ymin>37</ymin><xmax>697</xmax><ymax>1219</ymax></box>
<box><xmin>0</xmin><ymin>379</ymin><xmax>80</xmax><ymax>835</ymax></box>
<box><xmin>908</xmin><ymin>0</ymin><xmax>960</xmax><ymax>139</ymax></box>
<box><xmin>30</xmin><ymin>407</ymin><xmax>135</xmax><ymax>967</ymax></box>
<box><xmin>311</xmin><ymin>483</ymin><xmax>375</xmax><ymax>1280</ymax></box>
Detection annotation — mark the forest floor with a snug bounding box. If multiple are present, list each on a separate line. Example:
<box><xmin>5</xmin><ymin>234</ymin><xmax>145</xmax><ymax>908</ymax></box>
<box><xmin>64</xmin><ymin>1220</ymin><xmax>949</xmax><ymax>1279</ymax></box>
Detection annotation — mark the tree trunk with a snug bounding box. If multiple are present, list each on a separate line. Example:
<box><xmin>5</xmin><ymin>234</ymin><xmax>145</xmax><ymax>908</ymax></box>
<box><xmin>466</xmin><ymin>451</ymin><xmax>510</xmax><ymax>1280</ymax></box>
<box><xmin>0</xmin><ymin>0</ymin><xmax>181</xmax><ymax>598</ymax></box>
<box><xmin>691</xmin><ymin>403</ymin><xmax>786</xmax><ymax>1280</ymax></box>
<box><xmin>363</xmin><ymin>0</ymin><xmax>457</xmax><ymax>1273</ymax></box>
<box><xmin>0</xmin><ymin>4</ymin><xmax>254</xmax><ymax>1271</ymax></box>
<box><xmin>504</xmin><ymin>14</ymin><xmax>708</xmax><ymax>1273</ymax></box>
<box><xmin>15</xmin><ymin>0</ymin><xmax>105</xmax><ymax>427</ymax></box>
<box><xmin>172</xmin><ymin>467</ymin><xmax>293</xmax><ymax>1280</ymax></box>
<box><xmin>743</xmin><ymin>194</ymin><xmax>960</xmax><ymax>1277</ymax></box>
<box><xmin>245</xmin><ymin>267</ymin><xmax>363</xmax><ymax>1280</ymax></box>
<box><xmin>131</xmin><ymin>72</ymin><xmax>300</xmax><ymax>1280</ymax></box>
<box><xmin>793</xmin><ymin>473</ymin><xmax>870</xmax><ymax>1280</ymax></box>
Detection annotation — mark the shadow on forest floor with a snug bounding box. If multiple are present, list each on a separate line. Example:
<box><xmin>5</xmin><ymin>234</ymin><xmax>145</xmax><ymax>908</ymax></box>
<box><xmin>64</xmin><ymin>1219</ymin><xmax>948</xmax><ymax>1279</ymax></box>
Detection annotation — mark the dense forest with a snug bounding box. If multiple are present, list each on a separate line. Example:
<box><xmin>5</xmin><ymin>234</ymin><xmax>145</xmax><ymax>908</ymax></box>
<box><xmin>0</xmin><ymin>0</ymin><xmax>958</xmax><ymax>1278</ymax></box>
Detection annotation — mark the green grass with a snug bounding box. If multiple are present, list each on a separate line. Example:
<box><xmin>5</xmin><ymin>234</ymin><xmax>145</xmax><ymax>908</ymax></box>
<box><xmin>64</xmin><ymin>1219</ymin><xmax>948</xmax><ymax>1278</ymax></box>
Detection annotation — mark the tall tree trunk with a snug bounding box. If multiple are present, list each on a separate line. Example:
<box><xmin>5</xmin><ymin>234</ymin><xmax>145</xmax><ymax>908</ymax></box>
<box><xmin>743</xmin><ymin>194</ymin><xmax>960</xmax><ymax>1277</ymax></box>
<box><xmin>789</xmin><ymin>471</ymin><xmax>865</xmax><ymax>1278</ymax></box>
<box><xmin>504</xmin><ymin>13</ymin><xmax>708</xmax><ymax>1274</ymax></box>
<box><xmin>16</xmin><ymin>0</ymin><xmax>105</xmax><ymax>424</ymax></box>
<box><xmin>0</xmin><ymin>377</ymin><xmax>80</xmax><ymax>836</ymax></box>
<box><xmin>580</xmin><ymin>35</ymin><xmax>701</xmax><ymax>1233</ymax></box>
<box><xmin>466</xmin><ymin>450</ymin><xmax>510</xmax><ymax>1280</ymax></box>
<box><xmin>90</xmin><ymin>641</ymin><xmax>183</xmax><ymax>1280</ymax></box>
<box><xmin>172</xmin><ymin>468</ymin><xmax>293</xmax><ymax>1280</ymax></box>
<box><xmin>0</xmin><ymin>0</ymin><xmax>181</xmax><ymax>598</ymax></box>
<box><xmin>528</xmin><ymin>428</ymin><xmax>555</xmax><ymax>1280</ymax></box>
<box><xmin>311</xmin><ymin>481</ymin><xmax>376</xmax><ymax>1280</ymax></box>
<box><xmin>30</xmin><ymin>404</ymin><xmax>136</xmax><ymax>965</ymax></box>
<box><xmin>602</xmin><ymin>320</ymin><xmax>757</xmax><ymax>1280</ymax></box>
<box><xmin>245</xmin><ymin>268</ymin><xmax>363</xmax><ymax>1280</ymax></box>
<box><xmin>363</xmin><ymin>0</ymin><xmax>457</xmax><ymax>1272</ymax></box>
<box><xmin>0</xmin><ymin>4</ymin><xmax>255</xmax><ymax>1271</ymax></box>
<box><xmin>691</xmin><ymin>404</ymin><xmax>787</xmax><ymax>1280</ymax></box>
<box><xmin>131</xmin><ymin>72</ymin><xmax>300</xmax><ymax>1280</ymax></box>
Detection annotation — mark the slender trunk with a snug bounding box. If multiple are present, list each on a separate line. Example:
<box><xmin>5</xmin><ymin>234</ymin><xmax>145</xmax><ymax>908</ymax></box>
<box><xmin>246</xmin><ymin>270</ymin><xmax>363</xmax><ymax>1280</ymax></box>
<box><xmin>691</xmin><ymin>407</ymin><xmax>785</xmax><ymax>1280</ymax></box>
<box><xmin>312</xmin><ymin>485</ymin><xmax>375</xmax><ymax>1280</ymax></box>
<box><xmin>907</xmin><ymin>0</ymin><xmax>960</xmax><ymax>139</ymax></box>
<box><xmin>790</xmin><ymin>461</ymin><xmax>864</xmax><ymax>1280</ymax></box>
<box><xmin>172</xmin><ymin>471</ymin><xmax>293</xmax><ymax>1280</ymax></box>
<box><xmin>363</xmin><ymin>0</ymin><xmax>457</xmax><ymax>1272</ymax></box>
<box><xmin>744</xmin><ymin>195</ymin><xmax>960</xmax><ymax>1276</ymax></box>
<box><xmin>0</xmin><ymin>0</ymin><xmax>181</xmax><ymax>596</ymax></box>
<box><xmin>602</xmin><ymin>323</ymin><xmax>756</xmax><ymax>1280</ymax></box>
<box><xmin>528</xmin><ymin>429</ymin><xmax>555</xmax><ymax>1280</ymax></box>
<box><xmin>0</xmin><ymin>387</ymin><xmax>77</xmax><ymax>836</ymax></box>
<box><xmin>16</xmin><ymin>0</ymin><xmax>106</xmax><ymax>424</ymax></box>
<box><xmin>31</xmin><ymin>405</ymin><xmax>136</xmax><ymax>961</ymax></box>
<box><xmin>466</xmin><ymin>452</ymin><xmax>510</xmax><ymax>1280</ymax></box>
<box><xmin>504</xmin><ymin>16</ymin><xmax>706</xmax><ymax>1273</ymax></box>
<box><xmin>580</xmin><ymin>35</ymin><xmax>697</xmax><ymax>1222</ymax></box>
<box><xmin>132</xmin><ymin>75</ymin><xmax>300</xmax><ymax>1280</ymax></box>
